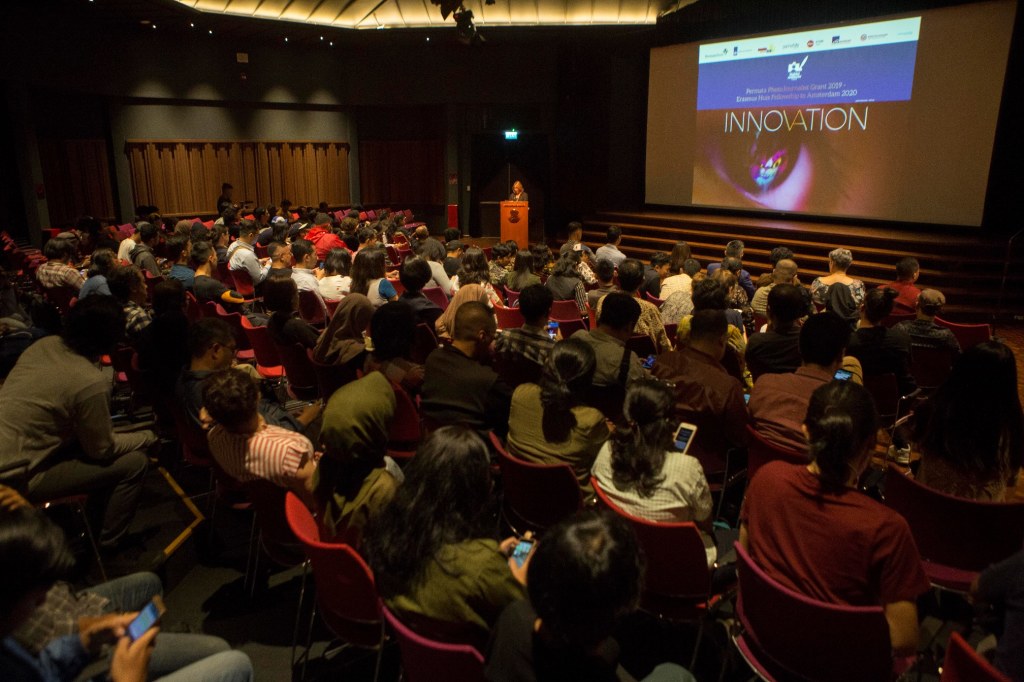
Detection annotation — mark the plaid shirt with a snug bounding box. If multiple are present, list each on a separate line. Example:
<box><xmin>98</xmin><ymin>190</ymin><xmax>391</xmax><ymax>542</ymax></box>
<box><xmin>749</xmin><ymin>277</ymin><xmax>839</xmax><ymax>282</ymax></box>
<box><xmin>494</xmin><ymin>324</ymin><xmax>555</xmax><ymax>367</ymax></box>
<box><xmin>13</xmin><ymin>583</ymin><xmax>109</xmax><ymax>654</ymax></box>
<box><xmin>124</xmin><ymin>301</ymin><xmax>152</xmax><ymax>339</ymax></box>
<box><xmin>35</xmin><ymin>261</ymin><xmax>85</xmax><ymax>291</ymax></box>
<box><xmin>489</xmin><ymin>261</ymin><xmax>509</xmax><ymax>286</ymax></box>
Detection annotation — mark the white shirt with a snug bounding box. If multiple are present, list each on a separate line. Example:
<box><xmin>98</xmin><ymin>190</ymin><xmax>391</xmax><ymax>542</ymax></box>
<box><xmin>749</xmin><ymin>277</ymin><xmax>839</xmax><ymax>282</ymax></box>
<box><xmin>659</xmin><ymin>273</ymin><xmax>693</xmax><ymax>301</ymax></box>
<box><xmin>117</xmin><ymin>237</ymin><xmax>137</xmax><ymax>263</ymax></box>
<box><xmin>228</xmin><ymin>240</ymin><xmax>270</xmax><ymax>285</ymax></box>
<box><xmin>319</xmin><ymin>274</ymin><xmax>351</xmax><ymax>301</ymax></box>
<box><xmin>595</xmin><ymin>244</ymin><xmax>627</xmax><ymax>267</ymax></box>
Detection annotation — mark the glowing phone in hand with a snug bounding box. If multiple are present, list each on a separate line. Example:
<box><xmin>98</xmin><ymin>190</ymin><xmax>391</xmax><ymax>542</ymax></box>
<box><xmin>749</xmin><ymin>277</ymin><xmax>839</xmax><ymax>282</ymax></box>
<box><xmin>510</xmin><ymin>537</ymin><xmax>536</xmax><ymax>569</ymax></box>
<box><xmin>673</xmin><ymin>422</ymin><xmax>698</xmax><ymax>455</ymax></box>
<box><xmin>127</xmin><ymin>598</ymin><xmax>165</xmax><ymax>642</ymax></box>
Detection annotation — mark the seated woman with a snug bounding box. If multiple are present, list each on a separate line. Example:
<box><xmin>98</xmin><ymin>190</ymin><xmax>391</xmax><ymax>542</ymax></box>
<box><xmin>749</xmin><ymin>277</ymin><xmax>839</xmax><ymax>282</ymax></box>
<box><xmin>508</xmin><ymin>339</ymin><xmax>610</xmax><ymax>491</ymax></box>
<box><xmin>312</xmin><ymin>293</ymin><xmax>374</xmax><ymax>369</ymax></box>
<box><xmin>810</xmin><ymin>248</ymin><xmax>866</xmax><ymax>327</ymax></box>
<box><xmin>486</xmin><ymin>510</ymin><xmax>695</xmax><ymax>682</ymax></box>
<box><xmin>318</xmin><ymin>247</ymin><xmax>352</xmax><ymax>301</ymax></box>
<box><xmin>415</xmin><ymin>237</ymin><xmax>454</xmax><ymax>296</ymax></box>
<box><xmin>350</xmin><ymin>248</ymin><xmax>398</xmax><ymax>308</ymax></box>
<box><xmin>435</xmin><ymin>283</ymin><xmax>491</xmax><ymax>340</ymax></box>
<box><xmin>740</xmin><ymin>380</ymin><xmax>930</xmax><ymax>656</ymax></box>
<box><xmin>504</xmin><ymin>250</ymin><xmax>540</xmax><ymax>294</ymax></box>
<box><xmin>659</xmin><ymin>242</ymin><xmax>694</xmax><ymax>302</ymax></box>
<box><xmin>365</xmin><ymin>301</ymin><xmax>425</xmax><ymax>393</ymax></box>
<box><xmin>314</xmin><ymin>370</ymin><xmax>402</xmax><ymax>543</ymax></box>
<box><xmin>530</xmin><ymin>243</ymin><xmax>555</xmax><ymax>277</ymax></box>
<box><xmin>910</xmin><ymin>340</ymin><xmax>1023</xmax><ymax>501</ymax></box>
<box><xmin>264</xmin><ymin>277</ymin><xmax>320</xmax><ymax>350</ymax></box>
<box><xmin>591</xmin><ymin>378</ymin><xmax>716</xmax><ymax>567</ymax></box>
<box><xmin>364</xmin><ymin>426</ymin><xmax>526</xmax><ymax>649</ymax></box>
<box><xmin>451</xmin><ymin>247</ymin><xmax>504</xmax><ymax>308</ymax></box>
<box><xmin>846</xmin><ymin>287</ymin><xmax>915</xmax><ymax>395</ymax></box>
<box><xmin>544</xmin><ymin>252</ymin><xmax>588</xmax><ymax>317</ymax></box>
<box><xmin>78</xmin><ymin>248</ymin><xmax>117</xmax><ymax>299</ymax></box>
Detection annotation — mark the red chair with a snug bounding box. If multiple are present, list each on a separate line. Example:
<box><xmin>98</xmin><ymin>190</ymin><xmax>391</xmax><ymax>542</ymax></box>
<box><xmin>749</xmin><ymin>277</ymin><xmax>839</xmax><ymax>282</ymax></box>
<box><xmin>493</xmin><ymin>434</ymin><xmax>582</xmax><ymax>534</ymax></box>
<box><xmin>388</xmin><ymin>382</ymin><xmax>422</xmax><ymax>456</ymax></box>
<box><xmin>941</xmin><ymin>631</ymin><xmax>1010</xmax><ymax>682</ymax></box>
<box><xmin>664</xmin><ymin>322</ymin><xmax>678</xmax><ymax>343</ymax></box>
<box><xmin>274</xmin><ymin>342</ymin><xmax>321</xmax><ymax>401</ymax></box>
<box><xmin>644</xmin><ymin>291</ymin><xmax>665</xmax><ymax>307</ymax></box>
<box><xmin>625</xmin><ymin>334</ymin><xmax>657</xmax><ymax>358</ymax></box>
<box><xmin>42</xmin><ymin>284</ymin><xmax>78</xmax><ymax>315</ymax></box>
<box><xmin>239</xmin><ymin>316</ymin><xmax>285</xmax><ymax>380</ymax></box>
<box><xmin>307</xmin><ymin>348</ymin><xmax>359</xmax><ymax>401</ymax></box>
<box><xmin>732</xmin><ymin>542</ymin><xmax>893</xmax><ymax>682</ymax></box>
<box><xmin>550</xmin><ymin>317</ymin><xmax>587</xmax><ymax>338</ymax></box>
<box><xmin>549</xmin><ymin>299</ymin><xmax>582</xmax><ymax>320</ymax></box>
<box><xmin>143</xmin><ymin>271</ymin><xmax>163</xmax><ymax>303</ymax></box>
<box><xmin>396</xmin><ymin>247</ymin><xmax>412</xmax><ymax>264</ymax></box>
<box><xmin>745</xmin><ymin>425</ymin><xmax>807</xmax><ymax>482</ymax></box>
<box><xmin>284</xmin><ymin>493</ymin><xmax>383</xmax><ymax>679</ymax></box>
<box><xmin>422</xmin><ymin>287</ymin><xmax>449</xmax><ymax>311</ymax></box>
<box><xmin>297</xmin><ymin>289</ymin><xmax>327</xmax><ymax>327</ymax></box>
<box><xmin>493</xmin><ymin>353</ymin><xmax>543</xmax><ymax>390</ymax></box>
<box><xmin>213</xmin><ymin>304</ymin><xmax>256</xmax><ymax>362</ymax></box>
<box><xmin>410</xmin><ymin>323</ymin><xmax>440</xmax><ymax>365</ymax></box>
<box><xmin>934</xmin><ymin>317</ymin><xmax>992</xmax><ymax>350</ymax></box>
<box><xmin>325</xmin><ymin>298</ymin><xmax>342</xmax><ymax>319</ymax></box>
<box><xmin>230</xmin><ymin>268</ymin><xmax>259</xmax><ymax>302</ymax></box>
<box><xmin>185</xmin><ymin>292</ymin><xmax>203</xmax><ymax>324</ymax></box>
<box><xmin>593</xmin><ymin>479</ymin><xmax>724</xmax><ymax>668</ymax></box>
<box><xmin>254</xmin><ymin>243</ymin><xmax>269</xmax><ymax>259</ymax></box>
<box><xmin>882</xmin><ymin>467</ymin><xmax>1024</xmax><ymax>592</ymax></box>
<box><xmin>240</xmin><ymin>480</ymin><xmax>304</xmax><ymax>595</ymax></box>
<box><xmin>494</xmin><ymin>306</ymin><xmax>524</xmax><ymax>329</ymax></box>
<box><xmin>881</xmin><ymin>312</ymin><xmax>915</xmax><ymax>328</ymax></box>
<box><xmin>504</xmin><ymin>287</ymin><xmax>521</xmax><ymax>307</ymax></box>
<box><xmin>381</xmin><ymin>604</ymin><xmax>484</xmax><ymax>682</ymax></box>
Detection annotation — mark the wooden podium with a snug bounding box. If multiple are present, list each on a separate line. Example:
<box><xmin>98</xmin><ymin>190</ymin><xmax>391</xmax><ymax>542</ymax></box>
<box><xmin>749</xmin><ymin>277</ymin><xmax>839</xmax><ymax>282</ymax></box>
<box><xmin>499</xmin><ymin>201</ymin><xmax>529</xmax><ymax>248</ymax></box>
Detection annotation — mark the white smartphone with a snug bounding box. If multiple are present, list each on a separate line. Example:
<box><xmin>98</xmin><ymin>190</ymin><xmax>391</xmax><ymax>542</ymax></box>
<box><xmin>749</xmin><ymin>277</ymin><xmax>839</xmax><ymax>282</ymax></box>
<box><xmin>673</xmin><ymin>422</ymin><xmax>698</xmax><ymax>455</ymax></box>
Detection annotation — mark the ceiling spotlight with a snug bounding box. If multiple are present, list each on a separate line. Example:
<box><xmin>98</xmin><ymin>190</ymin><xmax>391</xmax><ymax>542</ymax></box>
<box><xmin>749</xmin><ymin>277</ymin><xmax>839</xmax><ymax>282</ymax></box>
<box><xmin>208</xmin><ymin>29</ymin><xmax>213</xmax><ymax>34</ymax></box>
<box><xmin>190</xmin><ymin>22</ymin><xmax>195</xmax><ymax>27</ymax></box>
<box><xmin>329</xmin><ymin>41</ymin><xmax>334</xmax><ymax>46</ymax></box>
<box><xmin>426</xmin><ymin>36</ymin><xmax>431</xmax><ymax>41</ymax></box>
<box><xmin>284</xmin><ymin>37</ymin><xmax>289</xmax><ymax>42</ymax></box>
<box><xmin>320</xmin><ymin>35</ymin><xmax>324</xmax><ymax>40</ymax></box>
<box><xmin>151</xmin><ymin>24</ymin><xmax>156</xmax><ymax>29</ymax></box>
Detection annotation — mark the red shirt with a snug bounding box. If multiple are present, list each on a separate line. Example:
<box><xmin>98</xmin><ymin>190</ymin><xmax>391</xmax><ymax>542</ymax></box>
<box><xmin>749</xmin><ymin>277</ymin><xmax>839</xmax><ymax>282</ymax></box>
<box><xmin>741</xmin><ymin>461</ymin><xmax>929</xmax><ymax>606</ymax></box>
<box><xmin>882</xmin><ymin>281</ymin><xmax>921</xmax><ymax>314</ymax></box>
<box><xmin>306</xmin><ymin>225</ymin><xmax>348</xmax><ymax>262</ymax></box>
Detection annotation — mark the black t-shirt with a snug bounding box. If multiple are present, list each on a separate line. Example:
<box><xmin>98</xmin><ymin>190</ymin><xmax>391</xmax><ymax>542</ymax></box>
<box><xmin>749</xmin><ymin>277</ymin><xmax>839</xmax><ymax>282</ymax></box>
<box><xmin>444</xmin><ymin>256</ymin><xmax>462</xmax><ymax>277</ymax></box>
<box><xmin>485</xmin><ymin>601</ymin><xmax>622</xmax><ymax>682</ymax></box>
<box><xmin>847</xmin><ymin>326</ymin><xmax>916</xmax><ymax>395</ymax></box>
<box><xmin>399</xmin><ymin>292</ymin><xmax>443</xmax><ymax>328</ymax></box>
<box><xmin>269</xmin><ymin>312</ymin><xmax>320</xmax><ymax>349</ymax></box>
<box><xmin>745</xmin><ymin>327</ymin><xmax>802</xmax><ymax>380</ymax></box>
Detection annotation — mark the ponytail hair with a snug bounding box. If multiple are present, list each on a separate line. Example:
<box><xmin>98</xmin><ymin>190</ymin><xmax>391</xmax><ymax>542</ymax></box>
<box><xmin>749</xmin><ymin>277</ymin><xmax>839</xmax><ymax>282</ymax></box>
<box><xmin>804</xmin><ymin>381</ymin><xmax>879</xmax><ymax>491</ymax></box>
<box><xmin>863</xmin><ymin>287</ymin><xmax>897</xmax><ymax>324</ymax></box>
<box><xmin>610</xmin><ymin>379</ymin><xmax>673</xmax><ymax>497</ymax></box>
<box><xmin>539</xmin><ymin>339</ymin><xmax>596</xmax><ymax>442</ymax></box>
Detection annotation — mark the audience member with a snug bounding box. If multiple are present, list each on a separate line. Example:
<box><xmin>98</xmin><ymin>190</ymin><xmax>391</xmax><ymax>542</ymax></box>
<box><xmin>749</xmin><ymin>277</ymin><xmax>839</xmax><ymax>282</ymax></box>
<box><xmin>0</xmin><ymin>296</ymin><xmax>157</xmax><ymax>549</ymax></box>
<box><xmin>494</xmin><ymin>284</ymin><xmax>556</xmax><ymax>369</ymax></box>
<box><xmin>305</xmin><ymin>213</ymin><xmax>346</xmax><ymax>261</ymax></box>
<box><xmin>264</xmin><ymin>277</ymin><xmax>320</xmax><ymax>349</ymax></box>
<box><xmin>288</xmin><ymin>239</ymin><xmax>326</xmax><ymax>303</ymax></box>
<box><xmin>136</xmin><ymin>279</ymin><xmax>190</xmax><ymax>396</ymax></box>
<box><xmin>971</xmin><ymin>548</ymin><xmax>1024</xmax><ymax>681</ymax></box>
<box><xmin>545</xmin><ymin>252</ymin><xmax>588</xmax><ymax>316</ymax></box>
<box><xmin>489</xmin><ymin>243</ymin><xmax>512</xmax><ymax>285</ymax></box>
<box><xmin>530</xmin><ymin>243</ymin><xmax>555</xmax><ymax>276</ymax></box>
<box><xmin>559</xmin><ymin>222</ymin><xmax>593</xmax><ymax>258</ymax></box>
<box><xmin>659</xmin><ymin>241</ymin><xmax>693</xmax><ymax>301</ymax></box>
<box><xmin>265</xmin><ymin>241</ymin><xmax>293</xmax><ymax>281</ymax></box>
<box><xmin>750</xmin><ymin>258</ymin><xmax>799</xmax><ymax>319</ymax></box>
<box><xmin>107</xmin><ymin>265</ymin><xmax>152</xmax><ymax>344</ymax></box>
<box><xmin>226</xmin><ymin>222</ymin><xmax>269</xmax><ymax>288</ymax></box>
<box><xmin>596</xmin><ymin>258</ymin><xmax>671</xmax><ymax>354</ymax></box>
<box><xmin>435</xmin><ymin>283</ymin><xmax>491</xmax><ymax>340</ymax></box>
<box><xmin>453</xmin><ymin>247</ymin><xmax>503</xmax><ymax>308</ymax></box>
<box><xmin>707</xmin><ymin>240</ymin><xmax>755</xmax><ymax>299</ymax></box>
<box><xmin>594</xmin><ymin>225</ymin><xmax>627</xmax><ymax>267</ymax></box>
<box><xmin>748</xmin><ymin>313</ymin><xmax>860</xmax><ymax>453</ymax></box>
<box><xmin>79</xmin><ymin>248</ymin><xmax>118</xmax><ymax>299</ymax></box>
<box><xmin>639</xmin><ymin>252</ymin><xmax>671</xmax><ymax>299</ymax></box>
<box><xmin>351</xmin><ymin>248</ymin><xmax>398</xmax><ymax>308</ymax></box>
<box><xmin>911</xmin><ymin>340</ymin><xmax>1022</xmax><ymax>501</ymax></box>
<box><xmin>397</xmin><ymin>256</ymin><xmax>443</xmax><ymax>327</ymax></box>
<box><xmin>117</xmin><ymin>224</ymin><xmax>143</xmax><ymax>263</ymax></box>
<box><xmin>810</xmin><ymin>248</ymin><xmax>866</xmax><ymax>327</ymax></box>
<box><xmin>365</xmin><ymin>302</ymin><xmax>425</xmax><ymax>393</ymax></box>
<box><xmin>744</xmin><ymin>283</ymin><xmax>806</xmax><ymax>379</ymax></box>
<box><xmin>422</xmin><ymin>301</ymin><xmax>512</xmax><ymax>438</ymax></box>
<box><xmin>892</xmin><ymin>289</ymin><xmax>960</xmax><ymax>353</ymax></box>
<box><xmin>755</xmin><ymin>246</ymin><xmax>796</xmax><ymax>288</ymax></box>
<box><xmin>365</xmin><ymin>426</ymin><xmax>525</xmax><ymax>649</ymax></box>
<box><xmin>204</xmin><ymin>369</ymin><xmax>318</xmax><ymax>507</ymax></box>
<box><xmin>508</xmin><ymin>339</ymin><xmax>610</xmax><ymax>490</ymax></box>
<box><xmin>190</xmin><ymin>241</ymin><xmax>245</xmax><ymax>311</ymax></box>
<box><xmin>443</xmin><ymin>227</ymin><xmax>462</xmax><ymax>244</ymax></box>
<box><xmin>486</xmin><ymin>510</ymin><xmax>695</xmax><ymax>682</ymax></box>
<box><xmin>587</xmin><ymin>258</ymin><xmax>619</xmax><ymax>311</ymax></box>
<box><xmin>652</xmin><ymin>310</ymin><xmax>748</xmax><ymax>462</ymax></box>
<box><xmin>741</xmin><ymin>380</ymin><xmax>929</xmax><ymax>656</ymax></box>
<box><xmin>37</xmin><ymin>238</ymin><xmax>85</xmax><ymax>292</ymax></box>
<box><xmin>846</xmin><ymin>287</ymin><xmax>916</xmax><ymax>395</ymax></box>
<box><xmin>505</xmin><ymin>250</ymin><xmax>541</xmax><ymax>293</ymax></box>
<box><xmin>312</xmin><ymin>293</ymin><xmax>374</xmax><ymax>368</ymax></box>
<box><xmin>591</xmin><ymin>378</ymin><xmax>717</xmax><ymax>567</ymax></box>
<box><xmin>444</xmin><ymin>239</ymin><xmax>464</xmax><ymax>277</ymax></box>
<box><xmin>416</xmin><ymin>237</ymin><xmax>454</xmax><ymax>296</ymax></box>
<box><xmin>572</xmin><ymin>292</ymin><xmax>645</xmax><ymax>387</ymax></box>
<box><xmin>129</xmin><ymin>222</ymin><xmax>162</xmax><ymax>278</ymax></box>
<box><xmin>256</xmin><ymin>215</ymin><xmax>288</xmax><ymax>247</ymax></box>
<box><xmin>314</xmin><ymin>369</ymin><xmax>401</xmax><ymax>542</ymax></box>
<box><xmin>883</xmin><ymin>257</ymin><xmax>922</xmax><ymax>313</ymax></box>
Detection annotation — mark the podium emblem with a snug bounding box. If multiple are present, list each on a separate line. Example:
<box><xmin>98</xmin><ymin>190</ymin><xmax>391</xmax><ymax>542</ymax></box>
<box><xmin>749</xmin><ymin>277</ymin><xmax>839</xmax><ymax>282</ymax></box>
<box><xmin>509</xmin><ymin>209</ymin><xmax>520</xmax><ymax>223</ymax></box>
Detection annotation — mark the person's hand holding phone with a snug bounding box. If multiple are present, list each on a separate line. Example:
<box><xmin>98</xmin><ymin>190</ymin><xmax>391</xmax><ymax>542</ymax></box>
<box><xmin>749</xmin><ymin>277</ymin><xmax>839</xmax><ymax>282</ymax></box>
<box><xmin>502</xmin><ymin>532</ymin><xmax>536</xmax><ymax>586</ymax></box>
<box><xmin>110</xmin><ymin>626</ymin><xmax>159</xmax><ymax>682</ymax></box>
<box><xmin>78</xmin><ymin>612</ymin><xmax>136</xmax><ymax>656</ymax></box>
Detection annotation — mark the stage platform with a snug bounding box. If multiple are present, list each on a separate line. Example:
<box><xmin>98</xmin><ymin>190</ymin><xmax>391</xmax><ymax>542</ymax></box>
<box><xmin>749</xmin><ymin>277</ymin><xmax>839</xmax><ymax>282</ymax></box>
<box><xmin>582</xmin><ymin>210</ymin><xmax>1024</xmax><ymax>320</ymax></box>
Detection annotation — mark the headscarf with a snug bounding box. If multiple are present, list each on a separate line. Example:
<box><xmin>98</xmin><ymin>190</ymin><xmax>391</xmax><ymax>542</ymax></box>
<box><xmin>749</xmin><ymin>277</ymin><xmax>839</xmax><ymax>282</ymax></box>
<box><xmin>435</xmin><ymin>283</ymin><xmax>489</xmax><ymax>340</ymax></box>
<box><xmin>313</xmin><ymin>293</ymin><xmax>374</xmax><ymax>365</ymax></box>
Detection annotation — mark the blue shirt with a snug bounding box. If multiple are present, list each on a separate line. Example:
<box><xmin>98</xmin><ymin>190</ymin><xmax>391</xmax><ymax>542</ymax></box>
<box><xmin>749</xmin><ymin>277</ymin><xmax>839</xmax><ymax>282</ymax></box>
<box><xmin>2</xmin><ymin>634</ymin><xmax>89</xmax><ymax>682</ymax></box>
<box><xmin>168</xmin><ymin>264</ymin><xmax>195</xmax><ymax>290</ymax></box>
<box><xmin>77</xmin><ymin>275</ymin><xmax>110</xmax><ymax>299</ymax></box>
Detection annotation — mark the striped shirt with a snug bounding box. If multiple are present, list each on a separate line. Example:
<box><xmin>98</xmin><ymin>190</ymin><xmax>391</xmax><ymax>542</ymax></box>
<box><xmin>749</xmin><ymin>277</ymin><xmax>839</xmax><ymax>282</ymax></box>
<box><xmin>36</xmin><ymin>262</ymin><xmax>85</xmax><ymax>291</ymax></box>
<box><xmin>207</xmin><ymin>422</ymin><xmax>314</xmax><ymax>487</ymax></box>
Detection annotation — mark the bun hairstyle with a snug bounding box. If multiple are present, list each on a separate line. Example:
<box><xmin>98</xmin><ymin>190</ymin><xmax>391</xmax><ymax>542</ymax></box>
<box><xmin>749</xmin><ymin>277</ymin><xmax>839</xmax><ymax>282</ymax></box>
<box><xmin>804</xmin><ymin>381</ymin><xmax>880</xmax><ymax>491</ymax></box>
<box><xmin>610</xmin><ymin>378</ymin><xmax>674</xmax><ymax>497</ymax></box>
<box><xmin>863</xmin><ymin>287</ymin><xmax>898</xmax><ymax>324</ymax></box>
<box><xmin>539</xmin><ymin>339</ymin><xmax>597</xmax><ymax>442</ymax></box>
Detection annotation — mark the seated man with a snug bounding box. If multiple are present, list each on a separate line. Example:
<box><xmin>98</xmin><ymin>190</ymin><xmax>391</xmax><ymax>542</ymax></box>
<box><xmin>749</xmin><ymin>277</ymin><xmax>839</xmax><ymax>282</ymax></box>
<box><xmin>572</xmin><ymin>292</ymin><xmax>646</xmax><ymax>388</ymax></box>
<box><xmin>494</xmin><ymin>283</ymin><xmax>556</xmax><ymax>370</ymax></box>
<box><xmin>748</xmin><ymin>312</ymin><xmax>859</xmax><ymax>453</ymax></box>
<box><xmin>558</xmin><ymin>221</ymin><xmax>594</xmax><ymax>259</ymax></box>
<box><xmin>106</xmin><ymin>265</ymin><xmax>152</xmax><ymax>345</ymax></box>
<box><xmin>596</xmin><ymin>258</ymin><xmax>671</xmax><ymax>354</ymax></box>
<box><xmin>129</xmin><ymin>222</ymin><xmax>163</xmax><ymax>277</ymax></box>
<box><xmin>421</xmin><ymin>301</ymin><xmax>513</xmax><ymax>439</ymax></box>
<box><xmin>36</xmin><ymin>238</ymin><xmax>85</xmax><ymax>292</ymax></box>
<box><xmin>0</xmin><ymin>503</ymin><xmax>254</xmax><ymax>682</ymax></box>
<box><xmin>289</xmin><ymin>239</ymin><xmax>326</xmax><ymax>309</ymax></box>
<box><xmin>892</xmin><ymin>288</ymin><xmax>960</xmax><ymax>353</ymax></box>
<box><xmin>191</xmin><ymin>241</ymin><xmax>246</xmax><ymax>311</ymax></box>
<box><xmin>266</xmin><ymin>241</ymin><xmax>293</xmax><ymax>280</ymax></box>
<box><xmin>745</xmin><ymin>283</ymin><xmax>806</xmax><ymax>379</ymax></box>
<box><xmin>750</xmin><ymin>258</ymin><xmax>799</xmax><ymax>319</ymax></box>
<box><xmin>305</xmin><ymin>213</ymin><xmax>347</xmax><ymax>262</ymax></box>
<box><xmin>226</xmin><ymin>221</ymin><xmax>270</xmax><ymax>288</ymax></box>
<box><xmin>594</xmin><ymin>224</ymin><xmax>627</xmax><ymax>267</ymax></box>
<box><xmin>652</xmin><ymin>309</ymin><xmax>748</xmax><ymax>463</ymax></box>
<box><xmin>586</xmin><ymin>258</ymin><xmax>619</xmax><ymax>311</ymax></box>
<box><xmin>398</xmin><ymin>256</ymin><xmax>443</xmax><ymax>328</ymax></box>
<box><xmin>0</xmin><ymin>296</ymin><xmax>157</xmax><ymax>549</ymax></box>
<box><xmin>443</xmin><ymin>239</ymin><xmax>464</xmax><ymax>277</ymax></box>
<box><xmin>166</xmin><ymin>233</ymin><xmax>194</xmax><ymax>291</ymax></box>
<box><xmin>707</xmin><ymin>239</ymin><xmax>755</xmax><ymax>299</ymax></box>
<box><xmin>882</xmin><ymin>256</ymin><xmax>922</xmax><ymax>313</ymax></box>
<box><xmin>203</xmin><ymin>369</ymin><xmax>318</xmax><ymax>508</ymax></box>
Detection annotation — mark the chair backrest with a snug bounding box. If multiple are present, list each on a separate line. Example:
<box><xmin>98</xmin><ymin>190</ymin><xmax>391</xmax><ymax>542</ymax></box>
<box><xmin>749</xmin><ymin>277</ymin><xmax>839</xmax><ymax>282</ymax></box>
<box><xmin>592</xmin><ymin>479</ymin><xmax>710</xmax><ymax>601</ymax></box>
<box><xmin>493</xmin><ymin>353</ymin><xmax>543</xmax><ymax>390</ymax></box>
<box><xmin>882</xmin><ymin>467</ymin><xmax>1024</xmax><ymax>573</ymax></box>
<box><xmin>284</xmin><ymin>493</ymin><xmax>382</xmax><ymax>647</ymax></box>
<box><xmin>910</xmin><ymin>346</ymin><xmax>955</xmax><ymax>389</ymax></box>
<box><xmin>381</xmin><ymin>604</ymin><xmax>485</xmax><ymax>682</ymax></box>
<box><xmin>274</xmin><ymin>342</ymin><xmax>321</xmax><ymax>400</ymax></box>
<box><xmin>549</xmin><ymin>299</ymin><xmax>581</xmax><ymax>320</ymax></box>
<box><xmin>735</xmin><ymin>542</ymin><xmax>892</xmax><ymax>682</ymax></box>
<box><xmin>495</xmin><ymin>438</ymin><xmax>582</xmax><ymax>533</ymax></box>
<box><xmin>389</xmin><ymin>381</ymin><xmax>422</xmax><ymax>446</ymax></box>
<box><xmin>494</xmin><ymin>306</ymin><xmax>525</xmax><ymax>329</ymax></box>
<box><xmin>144</xmin><ymin>272</ymin><xmax>164</xmax><ymax>302</ymax></box>
<box><xmin>625</xmin><ymin>334</ymin><xmax>656</xmax><ymax>358</ymax></box>
<box><xmin>254</xmin><ymin>243</ymin><xmax>269</xmax><ymax>259</ymax></box>
<box><xmin>421</xmin><ymin>286</ymin><xmax>449</xmax><ymax>311</ymax></box>
<box><xmin>504</xmin><ymin>287</ymin><xmax>521</xmax><ymax>307</ymax></box>
<box><xmin>43</xmin><ymin>284</ymin><xmax>78</xmax><ymax>314</ymax></box>
<box><xmin>240</xmin><ymin>315</ymin><xmax>283</xmax><ymax>368</ymax></box>
<box><xmin>307</xmin><ymin>348</ymin><xmax>359</xmax><ymax>401</ymax></box>
<box><xmin>933</xmin><ymin>318</ymin><xmax>992</xmax><ymax>350</ymax></box>
<box><xmin>231</xmin><ymin>268</ymin><xmax>257</xmax><ymax>298</ymax></box>
<box><xmin>298</xmin><ymin>289</ymin><xmax>327</xmax><ymax>327</ymax></box>
<box><xmin>644</xmin><ymin>291</ymin><xmax>664</xmax><ymax>307</ymax></box>
<box><xmin>745</xmin><ymin>425</ymin><xmax>807</xmax><ymax>482</ymax></box>
<box><xmin>185</xmin><ymin>292</ymin><xmax>203</xmax><ymax>323</ymax></box>
<box><xmin>550</xmin><ymin>317</ymin><xmax>587</xmax><ymax>338</ymax></box>
<box><xmin>214</xmin><ymin>304</ymin><xmax>253</xmax><ymax>351</ymax></box>
<box><xmin>862</xmin><ymin>373</ymin><xmax>900</xmax><ymax>422</ymax></box>
<box><xmin>941</xmin><ymin>631</ymin><xmax>1010</xmax><ymax>682</ymax></box>
<box><xmin>242</xmin><ymin>480</ymin><xmax>303</xmax><ymax>567</ymax></box>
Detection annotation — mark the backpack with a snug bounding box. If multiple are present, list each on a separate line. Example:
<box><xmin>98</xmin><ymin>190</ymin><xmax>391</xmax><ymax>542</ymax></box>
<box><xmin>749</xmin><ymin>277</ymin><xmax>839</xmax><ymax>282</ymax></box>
<box><xmin>826</xmin><ymin>284</ymin><xmax>859</xmax><ymax>329</ymax></box>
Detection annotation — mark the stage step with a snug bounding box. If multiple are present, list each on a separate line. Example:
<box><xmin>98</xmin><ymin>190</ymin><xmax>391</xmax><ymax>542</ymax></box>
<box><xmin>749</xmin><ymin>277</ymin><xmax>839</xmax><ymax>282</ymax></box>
<box><xmin>582</xmin><ymin>211</ymin><xmax>1024</xmax><ymax>321</ymax></box>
